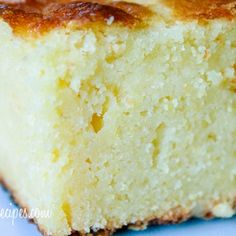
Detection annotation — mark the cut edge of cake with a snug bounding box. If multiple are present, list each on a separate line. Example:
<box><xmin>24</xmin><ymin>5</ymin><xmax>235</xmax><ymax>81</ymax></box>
<box><xmin>0</xmin><ymin>0</ymin><xmax>235</xmax><ymax>236</ymax></box>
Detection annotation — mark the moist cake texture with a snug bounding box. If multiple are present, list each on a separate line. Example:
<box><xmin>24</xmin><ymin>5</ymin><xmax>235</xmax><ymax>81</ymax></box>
<box><xmin>0</xmin><ymin>0</ymin><xmax>236</xmax><ymax>235</ymax></box>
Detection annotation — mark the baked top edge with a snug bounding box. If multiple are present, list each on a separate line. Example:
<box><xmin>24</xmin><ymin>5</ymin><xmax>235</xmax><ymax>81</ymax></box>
<box><xmin>0</xmin><ymin>0</ymin><xmax>152</xmax><ymax>35</ymax></box>
<box><xmin>0</xmin><ymin>0</ymin><xmax>235</xmax><ymax>36</ymax></box>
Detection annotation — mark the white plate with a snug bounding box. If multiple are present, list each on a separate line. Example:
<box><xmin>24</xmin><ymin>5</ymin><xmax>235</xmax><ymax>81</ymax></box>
<box><xmin>0</xmin><ymin>186</ymin><xmax>235</xmax><ymax>236</ymax></box>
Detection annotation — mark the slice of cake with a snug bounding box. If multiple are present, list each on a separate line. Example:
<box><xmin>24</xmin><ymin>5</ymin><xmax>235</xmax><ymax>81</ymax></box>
<box><xmin>0</xmin><ymin>0</ymin><xmax>236</xmax><ymax>235</ymax></box>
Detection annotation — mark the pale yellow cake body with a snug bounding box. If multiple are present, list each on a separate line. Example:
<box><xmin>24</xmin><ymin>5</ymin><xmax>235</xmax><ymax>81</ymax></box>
<box><xmin>0</xmin><ymin>0</ymin><xmax>236</xmax><ymax>235</ymax></box>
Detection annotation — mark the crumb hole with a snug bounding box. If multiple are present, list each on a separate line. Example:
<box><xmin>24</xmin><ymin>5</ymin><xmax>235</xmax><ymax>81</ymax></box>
<box><xmin>52</xmin><ymin>149</ymin><xmax>60</xmax><ymax>163</ymax></box>
<box><xmin>208</xmin><ymin>133</ymin><xmax>217</xmax><ymax>141</ymax></box>
<box><xmin>91</xmin><ymin>113</ymin><xmax>104</xmax><ymax>133</ymax></box>
<box><xmin>62</xmin><ymin>202</ymin><xmax>72</xmax><ymax>227</ymax></box>
<box><xmin>85</xmin><ymin>158</ymin><xmax>92</xmax><ymax>164</ymax></box>
<box><xmin>58</xmin><ymin>79</ymin><xmax>70</xmax><ymax>89</ymax></box>
<box><xmin>151</xmin><ymin>123</ymin><xmax>165</xmax><ymax>168</ymax></box>
<box><xmin>140</xmin><ymin>111</ymin><xmax>148</xmax><ymax>117</ymax></box>
<box><xmin>172</xmin><ymin>142</ymin><xmax>177</xmax><ymax>149</ymax></box>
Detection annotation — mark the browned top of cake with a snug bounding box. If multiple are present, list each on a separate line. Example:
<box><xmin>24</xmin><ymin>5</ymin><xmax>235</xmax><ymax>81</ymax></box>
<box><xmin>164</xmin><ymin>0</ymin><xmax>236</xmax><ymax>20</ymax></box>
<box><xmin>0</xmin><ymin>0</ymin><xmax>235</xmax><ymax>35</ymax></box>
<box><xmin>0</xmin><ymin>0</ymin><xmax>153</xmax><ymax>34</ymax></box>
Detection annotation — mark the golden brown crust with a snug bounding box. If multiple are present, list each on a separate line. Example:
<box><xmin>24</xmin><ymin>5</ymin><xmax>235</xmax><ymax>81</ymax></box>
<box><xmin>163</xmin><ymin>0</ymin><xmax>236</xmax><ymax>20</ymax></box>
<box><xmin>0</xmin><ymin>0</ymin><xmax>152</xmax><ymax>35</ymax></box>
<box><xmin>0</xmin><ymin>0</ymin><xmax>235</xmax><ymax>36</ymax></box>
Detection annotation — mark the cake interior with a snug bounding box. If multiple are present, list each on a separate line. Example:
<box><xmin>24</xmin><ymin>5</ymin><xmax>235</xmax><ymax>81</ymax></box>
<box><xmin>0</xmin><ymin>18</ymin><xmax>236</xmax><ymax>235</ymax></box>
